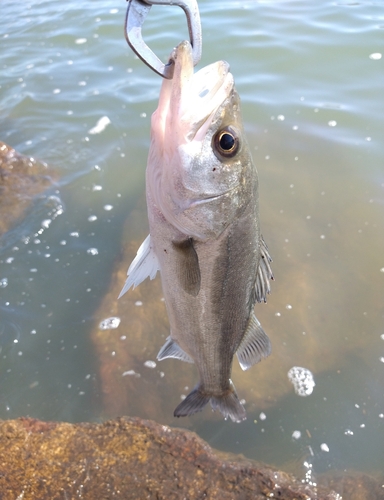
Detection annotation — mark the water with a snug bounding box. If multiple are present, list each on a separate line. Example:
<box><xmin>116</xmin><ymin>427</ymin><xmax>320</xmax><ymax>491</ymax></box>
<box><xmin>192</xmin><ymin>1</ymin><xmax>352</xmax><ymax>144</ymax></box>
<box><xmin>1</xmin><ymin>0</ymin><xmax>384</xmax><ymax>485</ymax></box>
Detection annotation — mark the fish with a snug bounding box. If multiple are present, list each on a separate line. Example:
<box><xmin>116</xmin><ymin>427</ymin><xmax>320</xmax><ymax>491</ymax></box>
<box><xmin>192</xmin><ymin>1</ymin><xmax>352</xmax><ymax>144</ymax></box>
<box><xmin>119</xmin><ymin>40</ymin><xmax>273</xmax><ymax>423</ymax></box>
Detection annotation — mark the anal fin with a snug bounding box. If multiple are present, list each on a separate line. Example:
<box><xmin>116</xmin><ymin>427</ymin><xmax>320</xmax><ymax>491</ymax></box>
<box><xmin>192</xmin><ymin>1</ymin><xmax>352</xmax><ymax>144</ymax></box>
<box><xmin>157</xmin><ymin>336</ymin><xmax>194</xmax><ymax>363</ymax></box>
<box><xmin>118</xmin><ymin>234</ymin><xmax>159</xmax><ymax>298</ymax></box>
<box><xmin>236</xmin><ymin>313</ymin><xmax>271</xmax><ymax>371</ymax></box>
<box><xmin>172</xmin><ymin>238</ymin><xmax>200</xmax><ymax>297</ymax></box>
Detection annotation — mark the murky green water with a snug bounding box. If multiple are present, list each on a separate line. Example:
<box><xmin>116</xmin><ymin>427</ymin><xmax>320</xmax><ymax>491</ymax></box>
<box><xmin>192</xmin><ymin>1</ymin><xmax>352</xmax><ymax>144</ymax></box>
<box><xmin>1</xmin><ymin>0</ymin><xmax>384</xmax><ymax>484</ymax></box>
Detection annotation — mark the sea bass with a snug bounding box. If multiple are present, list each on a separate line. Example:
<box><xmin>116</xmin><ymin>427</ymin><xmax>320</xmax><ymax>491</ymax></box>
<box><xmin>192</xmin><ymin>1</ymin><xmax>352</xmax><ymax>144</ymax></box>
<box><xmin>119</xmin><ymin>40</ymin><xmax>273</xmax><ymax>422</ymax></box>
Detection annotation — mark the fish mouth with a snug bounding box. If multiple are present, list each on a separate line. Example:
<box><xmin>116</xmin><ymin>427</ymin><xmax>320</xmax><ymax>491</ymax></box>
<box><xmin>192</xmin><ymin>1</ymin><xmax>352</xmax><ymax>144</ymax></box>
<box><xmin>157</xmin><ymin>41</ymin><xmax>235</xmax><ymax>143</ymax></box>
<box><xmin>187</xmin><ymin>57</ymin><xmax>235</xmax><ymax>141</ymax></box>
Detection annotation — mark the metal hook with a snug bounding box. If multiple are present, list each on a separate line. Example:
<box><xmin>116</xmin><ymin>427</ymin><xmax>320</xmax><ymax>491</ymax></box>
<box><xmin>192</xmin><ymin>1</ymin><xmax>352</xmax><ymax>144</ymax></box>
<box><xmin>124</xmin><ymin>0</ymin><xmax>202</xmax><ymax>79</ymax></box>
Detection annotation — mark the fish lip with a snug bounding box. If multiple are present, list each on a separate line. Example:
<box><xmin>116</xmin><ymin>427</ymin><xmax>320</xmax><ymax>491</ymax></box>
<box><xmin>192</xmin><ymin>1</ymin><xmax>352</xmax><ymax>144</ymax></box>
<box><xmin>163</xmin><ymin>42</ymin><xmax>235</xmax><ymax>142</ymax></box>
<box><xmin>189</xmin><ymin>61</ymin><xmax>235</xmax><ymax>141</ymax></box>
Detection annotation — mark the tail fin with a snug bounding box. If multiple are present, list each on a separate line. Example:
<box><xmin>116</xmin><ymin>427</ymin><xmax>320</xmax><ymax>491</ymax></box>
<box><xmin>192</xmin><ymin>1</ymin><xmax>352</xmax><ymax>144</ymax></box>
<box><xmin>174</xmin><ymin>380</ymin><xmax>246</xmax><ymax>423</ymax></box>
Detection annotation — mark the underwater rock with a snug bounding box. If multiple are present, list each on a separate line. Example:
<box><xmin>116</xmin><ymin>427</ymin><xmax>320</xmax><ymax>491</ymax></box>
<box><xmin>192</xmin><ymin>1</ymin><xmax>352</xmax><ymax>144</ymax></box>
<box><xmin>0</xmin><ymin>141</ymin><xmax>56</xmax><ymax>236</ymax></box>
<box><xmin>89</xmin><ymin>193</ymin><xmax>378</xmax><ymax>424</ymax></box>
<box><xmin>0</xmin><ymin>416</ymin><xmax>342</xmax><ymax>500</ymax></box>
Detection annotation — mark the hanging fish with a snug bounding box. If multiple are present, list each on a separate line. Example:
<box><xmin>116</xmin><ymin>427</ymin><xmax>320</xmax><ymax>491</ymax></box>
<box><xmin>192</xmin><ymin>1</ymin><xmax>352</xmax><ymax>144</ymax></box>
<box><xmin>120</xmin><ymin>40</ymin><xmax>273</xmax><ymax>422</ymax></box>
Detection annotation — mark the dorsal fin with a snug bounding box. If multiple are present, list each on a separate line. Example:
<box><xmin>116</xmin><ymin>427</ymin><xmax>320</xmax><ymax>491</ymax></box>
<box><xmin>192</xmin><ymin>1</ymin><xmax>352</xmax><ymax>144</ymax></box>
<box><xmin>172</xmin><ymin>238</ymin><xmax>201</xmax><ymax>297</ymax></box>
<box><xmin>118</xmin><ymin>234</ymin><xmax>159</xmax><ymax>298</ymax></box>
<box><xmin>236</xmin><ymin>313</ymin><xmax>271</xmax><ymax>371</ymax></box>
<box><xmin>255</xmin><ymin>235</ymin><xmax>274</xmax><ymax>303</ymax></box>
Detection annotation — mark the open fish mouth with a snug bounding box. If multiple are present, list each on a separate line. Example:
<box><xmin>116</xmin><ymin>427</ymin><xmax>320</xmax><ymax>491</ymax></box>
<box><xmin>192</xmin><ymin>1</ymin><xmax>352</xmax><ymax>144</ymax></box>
<box><xmin>155</xmin><ymin>41</ymin><xmax>235</xmax><ymax>143</ymax></box>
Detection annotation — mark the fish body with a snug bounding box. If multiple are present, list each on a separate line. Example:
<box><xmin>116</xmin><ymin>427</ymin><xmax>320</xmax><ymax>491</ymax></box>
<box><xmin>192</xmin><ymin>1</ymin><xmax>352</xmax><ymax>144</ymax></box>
<box><xmin>120</xmin><ymin>41</ymin><xmax>273</xmax><ymax>422</ymax></box>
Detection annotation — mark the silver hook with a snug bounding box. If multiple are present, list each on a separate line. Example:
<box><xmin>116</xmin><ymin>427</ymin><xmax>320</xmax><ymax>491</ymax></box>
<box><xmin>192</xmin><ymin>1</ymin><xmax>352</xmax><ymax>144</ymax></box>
<box><xmin>124</xmin><ymin>0</ymin><xmax>202</xmax><ymax>79</ymax></box>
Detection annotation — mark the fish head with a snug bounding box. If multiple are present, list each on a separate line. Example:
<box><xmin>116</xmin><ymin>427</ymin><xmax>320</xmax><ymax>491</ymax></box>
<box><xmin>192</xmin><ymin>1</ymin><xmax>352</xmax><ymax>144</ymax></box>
<box><xmin>147</xmin><ymin>41</ymin><xmax>257</xmax><ymax>240</ymax></box>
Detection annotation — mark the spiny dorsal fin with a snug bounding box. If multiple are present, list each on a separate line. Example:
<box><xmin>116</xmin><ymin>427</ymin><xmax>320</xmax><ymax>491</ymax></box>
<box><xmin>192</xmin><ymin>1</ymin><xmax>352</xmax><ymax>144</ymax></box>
<box><xmin>118</xmin><ymin>234</ymin><xmax>159</xmax><ymax>298</ymax></box>
<box><xmin>236</xmin><ymin>313</ymin><xmax>271</xmax><ymax>371</ymax></box>
<box><xmin>255</xmin><ymin>234</ymin><xmax>274</xmax><ymax>303</ymax></box>
<box><xmin>172</xmin><ymin>238</ymin><xmax>201</xmax><ymax>297</ymax></box>
<box><xmin>157</xmin><ymin>336</ymin><xmax>194</xmax><ymax>363</ymax></box>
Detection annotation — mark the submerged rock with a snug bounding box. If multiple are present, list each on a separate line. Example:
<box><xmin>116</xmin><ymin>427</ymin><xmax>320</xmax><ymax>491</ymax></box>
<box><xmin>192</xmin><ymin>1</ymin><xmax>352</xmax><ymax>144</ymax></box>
<box><xmin>0</xmin><ymin>141</ymin><xmax>56</xmax><ymax>236</ymax></box>
<box><xmin>0</xmin><ymin>416</ymin><xmax>343</xmax><ymax>499</ymax></box>
<box><xmin>89</xmin><ymin>193</ymin><xmax>378</xmax><ymax>424</ymax></box>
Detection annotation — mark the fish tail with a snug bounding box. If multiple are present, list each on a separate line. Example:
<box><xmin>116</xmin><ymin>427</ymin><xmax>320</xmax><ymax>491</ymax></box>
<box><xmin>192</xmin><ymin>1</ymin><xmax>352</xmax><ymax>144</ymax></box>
<box><xmin>173</xmin><ymin>385</ymin><xmax>210</xmax><ymax>418</ymax></box>
<box><xmin>210</xmin><ymin>380</ymin><xmax>246</xmax><ymax>423</ymax></box>
<box><xmin>173</xmin><ymin>380</ymin><xmax>246</xmax><ymax>423</ymax></box>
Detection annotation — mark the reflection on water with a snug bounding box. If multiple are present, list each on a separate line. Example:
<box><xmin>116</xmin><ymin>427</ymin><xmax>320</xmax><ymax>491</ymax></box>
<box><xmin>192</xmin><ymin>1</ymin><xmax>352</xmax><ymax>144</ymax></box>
<box><xmin>1</xmin><ymin>0</ymin><xmax>384</xmax><ymax>484</ymax></box>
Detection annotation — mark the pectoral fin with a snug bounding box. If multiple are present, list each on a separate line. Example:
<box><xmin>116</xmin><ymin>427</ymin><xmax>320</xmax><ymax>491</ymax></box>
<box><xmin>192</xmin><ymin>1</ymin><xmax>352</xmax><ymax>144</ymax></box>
<box><xmin>236</xmin><ymin>313</ymin><xmax>271</xmax><ymax>371</ymax></box>
<box><xmin>172</xmin><ymin>238</ymin><xmax>201</xmax><ymax>297</ymax></box>
<box><xmin>157</xmin><ymin>336</ymin><xmax>194</xmax><ymax>363</ymax></box>
<box><xmin>255</xmin><ymin>235</ymin><xmax>274</xmax><ymax>303</ymax></box>
<box><xmin>118</xmin><ymin>234</ymin><xmax>159</xmax><ymax>298</ymax></box>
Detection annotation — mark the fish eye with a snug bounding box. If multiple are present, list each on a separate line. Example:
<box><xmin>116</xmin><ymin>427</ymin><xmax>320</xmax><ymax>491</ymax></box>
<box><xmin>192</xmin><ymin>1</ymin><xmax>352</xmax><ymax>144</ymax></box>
<box><xmin>213</xmin><ymin>127</ymin><xmax>239</xmax><ymax>158</ymax></box>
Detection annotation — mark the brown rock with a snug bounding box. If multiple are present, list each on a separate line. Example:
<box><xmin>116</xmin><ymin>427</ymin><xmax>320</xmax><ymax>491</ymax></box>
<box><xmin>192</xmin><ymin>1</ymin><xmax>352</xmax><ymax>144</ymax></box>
<box><xmin>0</xmin><ymin>141</ymin><xmax>56</xmax><ymax>236</ymax></box>
<box><xmin>319</xmin><ymin>471</ymin><xmax>384</xmax><ymax>500</ymax></box>
<box><xmin>0</xmin><ymin>416</ymin><xmax>341</xmax><ymax>500</ymax></box>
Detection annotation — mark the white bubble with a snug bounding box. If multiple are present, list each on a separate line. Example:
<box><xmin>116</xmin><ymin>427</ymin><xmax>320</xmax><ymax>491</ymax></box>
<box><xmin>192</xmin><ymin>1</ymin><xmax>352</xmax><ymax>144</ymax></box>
<box><xmin>259</xmin><ymin>412</ymin><xmax>266</xmax><ymax>421</ymax></box>
<box><xmin>122</xmin><ymin>370</ymin><xmax>140</xmax><ymax>378</ymax></box>
<box><xmin>369</xmin><ymin>53</ymin><xmax>382</xmax><ymax>60</ymax></box>
<box><xmin>344</xmin><ymin>429</ymin><xmax>354</xmax><ymax>436</ymax></box>
<box><xmin>0</xmin><ymin>278</ymin><xmax>8</xmax><ymax>288</ymax></box>
<box><xmin>75</xmin><ymin>38</ymin><xmax>87</xmax><ymax>44</ymax></box>
<box><xmin>88</xmin><ymin>116</ymin><xmax>111</xmax><ymax>135</ymax></box>
<box><xmin>277</xmin><ymin>114</ymin><xmax>285</xmax><ymax>121</ymax></box>
<box><xmin>144</xmin><ymin>360</ymin><xmax>156</xmax><ymax>369</ymax></box>
<box><xmin>53</xmin><ymin>88</ymin><xmax>61</xmax><ymax>94</ymax></box>
<box><xmin>328</xmin><ymin>120</ymin><xmax>337</xmax><ymax>127</ymax></box>
<box><xmin>99</xmin><ymin>317</ymin><xmax>121</xmax><ymax>330</ymax></box>
<box><xmin>88</xmin><ymin>215</ymin><xmax>97</xmax><ymax>222</ymax></box>
<box><xmin>92</xmin><ymin>185</ymin><xmax>102</xmax><ymax>191</ymax></box>
<box><xmin>104</xmin><ymin>204</ymin><xmax>113</xmax><ymax>211</ymax></box>
<box><xmin>288</xmin><ymin>366</ymin><xmax>315</xmax><ymax>396</ymax></box>
<box><xmin>135</xmin><ymin>301</ymin><xmax>143</xmax><ymax>307</ymax></box>
<box><xmin>41</xmin><ymin>219</ymin><xmax>51</xmax><ymax>229</ymax></box>
<box><xmin>292</xmin><ymin>430</ymin><xmax>301</xmax><ymax>440</ymax></box>
<box><xmin>87</xmin><ymin>248</ymin><xmax>99</xmax><ymax>256</ymax></box>
<box><xmin>320</xmin><ymin>443</ymin><xmax>329</xmax><ymax>452</ymax></box>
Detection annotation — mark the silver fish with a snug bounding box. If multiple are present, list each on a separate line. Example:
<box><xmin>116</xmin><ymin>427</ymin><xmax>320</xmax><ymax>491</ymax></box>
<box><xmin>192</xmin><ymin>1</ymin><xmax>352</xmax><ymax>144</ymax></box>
<box><xmin>119</xmin><ymin>41</ymin><xmax>273</xmax><ymax>422</ymax></box>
